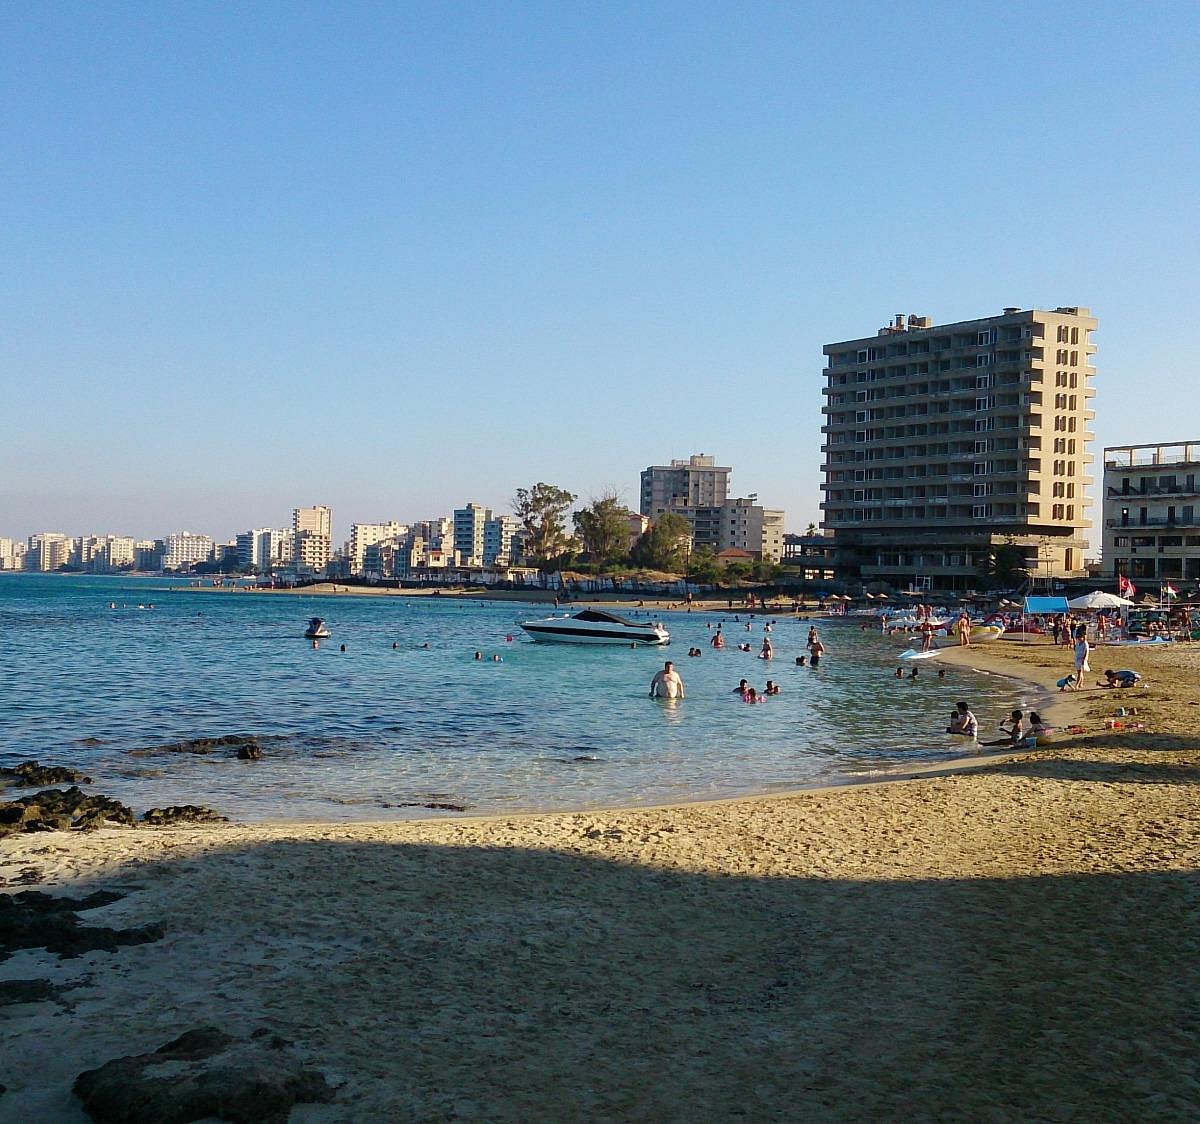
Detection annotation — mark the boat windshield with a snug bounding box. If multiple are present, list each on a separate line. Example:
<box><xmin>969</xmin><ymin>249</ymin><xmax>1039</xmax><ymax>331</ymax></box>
<box><xmin>572</xmin><ymin>609</ymin><xmax>650</xmax><ymax>628</ymax></box>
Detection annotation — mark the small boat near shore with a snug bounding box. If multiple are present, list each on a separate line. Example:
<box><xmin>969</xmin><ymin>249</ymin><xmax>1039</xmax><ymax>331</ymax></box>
<box><xmin>519</xmin><ymin>608</ymin><xmax>670</xmax><ymax>646</ymax></box>
<box><xmin>304</xmin><ymin>617</ymin><xmax>331</xmax><ymax>639</ymax></box>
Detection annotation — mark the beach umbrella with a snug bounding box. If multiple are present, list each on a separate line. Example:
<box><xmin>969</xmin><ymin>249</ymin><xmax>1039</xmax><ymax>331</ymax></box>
<box><xmin>1067</xmin><ymin>591</ymin><xmax>1134</xmax><ymax>610</ymax></box>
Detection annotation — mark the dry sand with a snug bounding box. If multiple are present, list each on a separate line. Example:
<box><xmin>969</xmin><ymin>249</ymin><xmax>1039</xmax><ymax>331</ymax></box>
<box><xmin>2</xmin><ymin>637</ymin><xmax>1199</xmax><ymax>1121</ymax></box>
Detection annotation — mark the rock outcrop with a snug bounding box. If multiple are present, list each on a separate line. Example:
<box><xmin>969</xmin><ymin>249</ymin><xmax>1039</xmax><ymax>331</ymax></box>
<box><xmin>131</xmin><ymin>735</ymin><xmax>268</xmax><ymax>758</ymax></box>
<box><xmin>73</xmin><ymin>1027</ymin><xmax>334</xmax><ymax>1123</ymax></box>
<box><xmin>0</xmin><ymin>787</ymin><xmax>136</xmax><ymax>838</ymax></box>
<box><xmin>0</xmin><ymin>761</ymin><xmax>92</xmax><ymax>787</ymax></box>
<box><xmin>142</xmin><ymin>806</ymin><xmax>228</xmax><ymax>826</ymax></box>
<box><xmin>0</xmin><ymin>890</ymin><xmax>162</xmax><ymax>961</ymax></box>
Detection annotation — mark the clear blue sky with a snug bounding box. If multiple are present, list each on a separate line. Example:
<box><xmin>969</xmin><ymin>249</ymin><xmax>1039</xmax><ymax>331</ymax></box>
<box><xmin>4</xmin><ymin>1</ymin><xmax>1198</xmax><ymax>546</ymax></box>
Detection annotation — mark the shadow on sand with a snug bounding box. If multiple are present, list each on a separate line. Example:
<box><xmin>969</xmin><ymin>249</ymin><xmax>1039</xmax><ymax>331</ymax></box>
<box><xmin>5</xmin><ymin>836</ymin><xmax>1199</xmax><ymax>1122</ymax></box>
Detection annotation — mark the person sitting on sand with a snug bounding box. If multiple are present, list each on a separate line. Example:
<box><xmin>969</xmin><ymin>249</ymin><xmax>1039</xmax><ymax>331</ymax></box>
<box><xmin>1098</xmin><ymin>668</ymin><xmax>1141</xmax><ymax>688</ymax></box>
<box><xmin>1028</xmin><ymin>712</ymin><xmax>1051</xmax><ymax>736</ymax></box>
<box><xmin>980</xmin><ymin>710</ymin><xmax>1026</xmax><ymax>747</ymax></box>
<box><xmin>764</xmin><ymin>680</ymin><xmax>780</xmax><ymax>695</ymax></box>
<box><xmin>946</xmin><ymin>701</ymin><xmax>979</xmax><ymax>739</ymax></box>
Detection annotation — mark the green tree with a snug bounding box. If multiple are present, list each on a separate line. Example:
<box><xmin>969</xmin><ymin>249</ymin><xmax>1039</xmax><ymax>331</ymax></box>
<box><xmin>979</xmin><ymin>542</ymin><xmax>1030</xmax><ymax>590</ymax></box>
<box><xmin>805</xmin><ymin>522</ymin><xmax>819</xmax><ymax>536</ymax></box>
<box><xmin>723</xmin><ymin>560</ymin><xmax>752</xmax><ymax>584</ymax></box>
<box><xmin>572</xmin><ymin>492</ymin><xmax>633</xmax><ymax>566</ymax></box>
<box><xmin>631</xmin><ymin>512</ymin><xmax>692</xmax><ymax>572</ymax></box>
<box><xmin>752</xmin><ymin>560</ymin><xmax>780</xmax><ymax>583</ymax></box>
<box><xmin>513</xmin><ymin>482</ymin><xmax>577</xmax><ymax>563</ymax></box>
<box><xmin>686</xmin><ymin>545</ymin><xmax>721</xmax><ymax>585</ymax></box>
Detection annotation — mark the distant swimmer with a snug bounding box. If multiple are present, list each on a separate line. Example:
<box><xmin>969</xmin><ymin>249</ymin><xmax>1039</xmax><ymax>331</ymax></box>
<box><xmin>809</xmin><ymin>637</ymin><xmax>825</xmax><ymax>666</ymax></box>
<box><xmin>894</xmin><ymin>668</ymin><xmax>904</xmax><ymax>679</ymax></box>
<box><xmin>392</xmin><ymin>642</ymin><xmax>398</xmax><ymax>649</ymax></box>
<box><xmin>339</xmin><ymin>644</ymin><xmax>346</xmax><ymax>652</ymax></box>
<box><xmin>743</xmin><ymin>687</ymin><xmax>761</xmax><ymax>703</ymax></box>
<box><xmin>711</xmin><ymin>632</ymin><xmax>725</xmax><ymax>649</ymax></box>
<box><xmin>760</xmin><ymin>638</ymin><xmax>773</xmax><ymax>660</ymax></box>
<box><xmin>733</xmin><ymin>679</ymin><xmax>749</xmax><ymax>694</ymax></box>
<box><xmin>795</xmin><ymin>655</ymin><xmax>806</xmax><ymax>666</ymax></box>
<box><xmin>764</xmin><ymin>680</ymin><xmax>780</xmax><ymax>695</ymax></box>
<box><xmin>649</xmin><ymin>661</ymin><xmax>685</xmax><ymax>700</ymax></box>
<box><xmin>491</xmin><ymin>654</ymin><xmax>502</xmax><ymax>662</ymax></box>
<box><xmin>474</xmin><ymin>651</ymin><xmax>483</xmax><ymax>660</ymax></box>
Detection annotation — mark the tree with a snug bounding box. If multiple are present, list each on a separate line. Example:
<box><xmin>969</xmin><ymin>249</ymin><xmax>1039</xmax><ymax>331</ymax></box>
<box><xmin>979</xmin><ymin>541</ymin><xmax>1030</xmax><ymax>590</ymax></box>
<box><xmin>686</xmin><ymin>545</ymin><xmax>721</xmax><ymax>585</ymax></box>
<box><xmin>631</xmin><ymin>512</ymin><xmax>692</xmax><ymax>573</ymax></box>
<box><xmin>805</xmin><ymin>522</ymin><xmax>819</xmax><ymax>536</ymax></box>
<box><xmin>572</xmin><ymin>492</ymin><xmax>633</xmax><ymax>566</ymax></box>
<box><xmin>513</xmin><ymin>482</ymin><xmax>577</xmax><ymax>563</ymax></box>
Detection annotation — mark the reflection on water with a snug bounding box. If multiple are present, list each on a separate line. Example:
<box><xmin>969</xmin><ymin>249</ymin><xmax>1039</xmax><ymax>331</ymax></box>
<box><xmin>0</xmin><ymin>576</ymin><xmax>1029</xmax><ymax>821</ymax></box>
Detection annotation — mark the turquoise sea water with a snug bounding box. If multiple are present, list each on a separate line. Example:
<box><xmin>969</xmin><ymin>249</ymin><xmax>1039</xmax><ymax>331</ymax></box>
<box><xmin>0</xmin><ymin>575</ymin><xmax>1034</xmax><ymax>822</ymax></box>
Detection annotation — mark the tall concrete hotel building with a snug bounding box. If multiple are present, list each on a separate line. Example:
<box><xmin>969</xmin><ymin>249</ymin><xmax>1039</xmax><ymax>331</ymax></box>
<box><xmin>820</xmin><ymin>307</ymin><xmax>1096</xmax><ymax>591</ymax></box>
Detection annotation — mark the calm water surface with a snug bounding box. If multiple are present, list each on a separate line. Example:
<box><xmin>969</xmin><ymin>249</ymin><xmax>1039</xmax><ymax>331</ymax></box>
<box><xmin>0</xmin><ymin>575</ymin><xmax>1034</xmax><ymax>821</ymax></box>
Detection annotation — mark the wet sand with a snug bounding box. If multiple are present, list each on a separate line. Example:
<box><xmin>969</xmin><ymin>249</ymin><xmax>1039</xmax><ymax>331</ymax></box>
<box><xmin>2</xmin><ymin>637</ymin><xmax>1198</xmax><ymax>1120</ymax></box>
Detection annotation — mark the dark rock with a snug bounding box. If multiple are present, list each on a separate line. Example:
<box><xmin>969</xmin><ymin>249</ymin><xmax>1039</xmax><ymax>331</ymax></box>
<box><xmin>389</xmin><ymin>802</ymin><xmax>470</xmax><ymax>812</ymax></box>
<box><xmin>142</xmin><ymin>806</ymin><xmax>228</xmax><ymax>826</ymax></box>
<box><xmin>0</xmin><ymin>787</ymin><xmax>136</xmax><ymax>838</ymax></box>
<box><xmin>73</xmin><ymin>1026</ymin><xmax>335</xmax><ymax>1123</ymax></box>
<box><xmin>0</xmin><ymin>760</ymin><xmax>92</xmax><ymax>787</ymax></box>
<box><xmin>0</xmin><ymin>978</ymin><xmax>63</xmax><ymax>1006</ymax></box>
<box><xmin>236</xmin><ymin>743</ymin><xmax>263</xmax><ymax>761</ymax></box>
<box><xmin>0</xmin><ymin>889</ymin><xmax>162</xmax><ymax>961</ymax></box>
<box><xmin>131</xmin><ymin>735</ymin><xmax>267</xmax><ymax>758</ymax></box>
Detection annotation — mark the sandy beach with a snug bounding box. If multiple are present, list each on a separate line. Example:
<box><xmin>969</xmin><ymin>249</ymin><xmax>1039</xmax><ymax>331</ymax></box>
<box><xmin>3</xmin><ymin>637</ymin><xmax>1199</xmax><ymax>1121</ymax></box>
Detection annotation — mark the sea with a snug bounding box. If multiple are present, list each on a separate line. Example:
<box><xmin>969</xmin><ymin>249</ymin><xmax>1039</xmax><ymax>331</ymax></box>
<box><xmin>0</xmin><ymin>575</ymin><xmax>1034</xmax><ymax>822</ymax></box>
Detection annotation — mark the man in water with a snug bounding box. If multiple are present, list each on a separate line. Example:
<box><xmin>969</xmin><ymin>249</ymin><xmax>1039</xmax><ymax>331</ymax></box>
<box><xmin>946</xmin><ymin>701</ymin><xmax>979</xmax><ymax>739</ymax></box>
<box><xmin>649</xmin><ymin>661</ymin><xmax>685</xmax><ymax>700</ymax></box>
<box><xmin>734</xmin><ymin>679</ymin><xmax>749</xmax><ymax>694</ymax></box>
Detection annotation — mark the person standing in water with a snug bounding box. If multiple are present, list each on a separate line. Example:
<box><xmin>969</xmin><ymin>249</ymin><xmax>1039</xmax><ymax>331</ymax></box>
<box><xmin>649</xmin><ymin>661</ymin><xmax>685</xmax><ymax>699</ymax></box>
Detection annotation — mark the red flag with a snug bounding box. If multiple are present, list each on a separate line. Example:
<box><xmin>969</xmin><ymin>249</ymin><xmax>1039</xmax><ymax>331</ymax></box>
<box><xmin>1119</xmin><ymin>575</ymin><xmax>1136</xmax><ymax>598</ymax></box>
<box><xmin>1165</xmin><ymin>583</ymin><xmax>1179</xmax><ymax>598</ymax></box>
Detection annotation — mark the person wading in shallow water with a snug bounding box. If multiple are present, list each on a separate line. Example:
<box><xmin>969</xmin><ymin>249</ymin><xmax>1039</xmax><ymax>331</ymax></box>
<box><xmin>649</xmin><ymin>661</ymin><xmax>685</xmax><ymax>700</ymax></box>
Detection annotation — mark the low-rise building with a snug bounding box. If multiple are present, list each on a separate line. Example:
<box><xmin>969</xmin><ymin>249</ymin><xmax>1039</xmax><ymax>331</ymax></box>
<box><xmin>1103</xmin><ymin>441</ymin><xmax>1200</xmax><ymax>584</ymax></box>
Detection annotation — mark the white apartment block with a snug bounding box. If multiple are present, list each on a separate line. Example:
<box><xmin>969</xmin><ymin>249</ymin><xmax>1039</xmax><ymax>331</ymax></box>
<box><xmin>97</xmin><ymin>536</ymin><xmax>136</xmax><ymax>571</ymax></box>
<box><xmin>292</xmin><ymin>505</ymin><xmax>332</xmax><ymax>575</ymax></box>
<box><xmin>454</xmin><ymin>503</ymin><xmax>491</xmax><ymax>567</ymax></box>
<box><xmin>348</xmin><ymin>521</ymin><xmax>407</xmax><ymax>575</ymax></box>
<box><xmin>483</xmin><ymin>514</ymin><xmax>522</xmax><ymax>566</ymax></box>
<box><xmin>1103</xmin><ymin>442</ymin><xmax>1200</xmax><ymax>584</ymax></box>
<box><xmin>720</xmin><ymin>499</ymin><xmax>785</xmax><ymax>563</ymax></box>
<box><xmin>26</xmin><ymin>533</ymin><xmax>70</xmax><ymax>571</ymax></box>
<box><xmin>162</xmin><ymin>532</ymin><xmax>214</xmax><ymax>571</ymax></box>
<box><xmin>0</xmin><ymin>538</ymin><xmax>23</xmax><ymax>570</ymax></box>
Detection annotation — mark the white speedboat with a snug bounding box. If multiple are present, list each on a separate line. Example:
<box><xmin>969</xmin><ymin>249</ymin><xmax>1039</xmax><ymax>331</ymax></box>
<box><xmin>519</xmin><ymin>608</ymin><xmax>670</xmax><ymax>646</ymax></box>
<box><xmin>304</xmin><ymin>617</ymin><xmax>331</xmax><ymax>639</ymax></box>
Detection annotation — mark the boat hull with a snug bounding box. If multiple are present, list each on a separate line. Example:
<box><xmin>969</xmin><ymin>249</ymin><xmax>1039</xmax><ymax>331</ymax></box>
<box><xmin>520</xmin><ymin>624</ymin><xmax>669</xmax><ymax>646</ymax></box>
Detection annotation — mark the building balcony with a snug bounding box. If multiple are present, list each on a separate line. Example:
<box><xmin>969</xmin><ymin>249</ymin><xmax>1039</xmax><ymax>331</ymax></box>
<box><xmin>1106</xmin><ymin>517</ymin><xmax>1200</xmax><ymax>529</ymax></box>
<box><xmin>1106</xmin><ymin>483</ymin><xmax>1200</xmax><ymax>498</ymax></box>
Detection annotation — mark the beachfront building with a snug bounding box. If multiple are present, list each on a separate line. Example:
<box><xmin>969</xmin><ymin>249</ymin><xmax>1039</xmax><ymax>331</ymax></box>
<box><xmin>640</xmin><ymin>454</ymin><xmax>785</xmax><ymax>562</ymax></box>
<box><xmin>453</xmin><ymin>503</ymin><xmax>491</xmax><ymax>567</ymax></box>
<box><xmin>1103</xmin><ymin>441</ymin><xmax>1200</xmax><ymax>584</ymax></box>
<box><xmin>95</xmin><ymin>535</ymin><xmax>137</xmax><ymax>572</ymax></box>
<box><xmin>25</xmin><ymin>532</ymin><xmax>71</xmax><ymax>571</ymax></box>
<box><xmin>820</xmin><ymin>307</ymin><xmax>1097</xmax><ymax>591</ymax></box>
<box><xmin>483</xmin><ymin>514</ymin><xmax>522</xmax><ymax>567</ymax></box>
<box><xmin>640</xmin><ymin>454</ymin><xmax>730</xmax><ymax>516</ymax></box>
<box><xmin>0</xmin><ymin>538</ymin><xmax>23</xmax><ymax>570</ymax></box>
<box><xmin>293</xmin><ymin>505</ymin><xmax>332</xmax><ymax>576</ymax></box>
<box><xmin>162</xmin><ymin>532</ymin><xmax>215</xmax><ymax>571</ymax></box>
<box><xmin>136</xmin><ymin>540</ymin><xmax>163</xmax><ymax>571</ymax></box>
<box><xmin>347</xmin><ymin>521</ymin><xmax>407</xmax><ymax>575</ymax></box>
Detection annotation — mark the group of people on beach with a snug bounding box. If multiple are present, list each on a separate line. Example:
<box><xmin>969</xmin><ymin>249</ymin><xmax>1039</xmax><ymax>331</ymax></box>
<box><xmin>946</xmin><ymin>703</ymin><xmax>1049</xmax><ymax>747</ymax></box>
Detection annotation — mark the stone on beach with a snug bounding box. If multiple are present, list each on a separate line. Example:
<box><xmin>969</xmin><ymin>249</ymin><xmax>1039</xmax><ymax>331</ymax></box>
<box><xmin>132</xmin><ymin>735</ymin><xmax>269</xmax><ymax>759</ymax></box>
<box><xmin>142</xmin><ymin>806</ymin><xmax>229</xmax><ymax>826</ymax></box>
<box><xmin>72</xmin><ymin>1026</ymin><xmax>335</xmax><ymax>1124</ymax></box>
<box><xmin>0</xmin><ymin>787</ymin><xmax>136</xmax><ymax>838</ymax></box>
